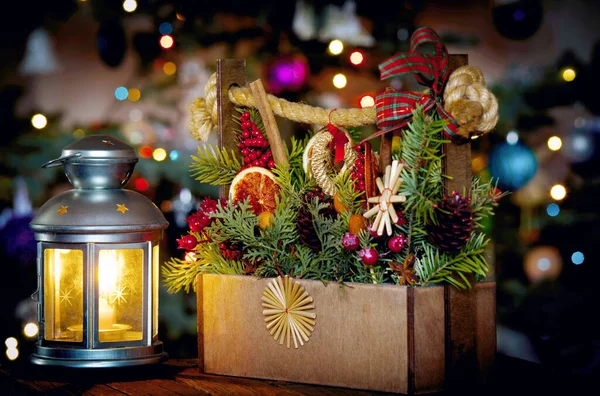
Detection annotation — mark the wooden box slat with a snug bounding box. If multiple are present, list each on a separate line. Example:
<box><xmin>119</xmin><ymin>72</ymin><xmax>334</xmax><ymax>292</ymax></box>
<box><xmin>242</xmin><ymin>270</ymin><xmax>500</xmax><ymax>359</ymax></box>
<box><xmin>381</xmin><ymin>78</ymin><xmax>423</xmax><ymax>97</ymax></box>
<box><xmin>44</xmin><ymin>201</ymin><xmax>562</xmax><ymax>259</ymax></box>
<box><xmin>197</xmin><ymin>274</ymin><xmax>495</xmax><ymax>394</ymax></box>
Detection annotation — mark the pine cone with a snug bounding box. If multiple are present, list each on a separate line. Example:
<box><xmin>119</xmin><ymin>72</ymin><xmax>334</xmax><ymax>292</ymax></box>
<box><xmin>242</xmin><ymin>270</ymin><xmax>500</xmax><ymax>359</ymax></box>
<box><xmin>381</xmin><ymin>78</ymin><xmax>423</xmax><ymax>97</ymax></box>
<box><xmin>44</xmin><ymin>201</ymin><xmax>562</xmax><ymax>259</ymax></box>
<box><xmin>297</xmin><ymin>188</ymin><xmax>337</xmax><ymax>250</ymax></box>
<box><xmin>429</xmin><ymin>192</ymin><xmax>473</xmax><ymax>253</ymax></box>
<box><xmin>219</xmin><ymin>240</ymin><xmax>244</xmax><ymax>260</ymax></box>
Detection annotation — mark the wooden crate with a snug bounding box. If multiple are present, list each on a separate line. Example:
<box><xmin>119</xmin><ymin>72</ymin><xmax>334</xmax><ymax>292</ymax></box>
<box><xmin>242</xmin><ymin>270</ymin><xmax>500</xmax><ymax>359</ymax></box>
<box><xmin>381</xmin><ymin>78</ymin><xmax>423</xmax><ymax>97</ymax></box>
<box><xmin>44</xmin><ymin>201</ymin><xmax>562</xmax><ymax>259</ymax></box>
<box><xmin>194</xmin><ymin>55</ymin><xmax>495</xmax><ymax>394</ymax></box>
<box><xmin>196</xmin><ymin>274</ymin><xmax>495</xmax><ymax>394</ymax></box>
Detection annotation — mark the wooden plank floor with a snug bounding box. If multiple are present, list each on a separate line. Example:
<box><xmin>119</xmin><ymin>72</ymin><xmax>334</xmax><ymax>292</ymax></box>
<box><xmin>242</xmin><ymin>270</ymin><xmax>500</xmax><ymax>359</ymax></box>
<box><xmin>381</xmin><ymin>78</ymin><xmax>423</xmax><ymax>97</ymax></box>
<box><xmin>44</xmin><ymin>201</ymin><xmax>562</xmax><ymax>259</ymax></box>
<box><xmin>0</xmin><ymin>359</ymin><xmax>393</xmax><ymax>395</ymax></box>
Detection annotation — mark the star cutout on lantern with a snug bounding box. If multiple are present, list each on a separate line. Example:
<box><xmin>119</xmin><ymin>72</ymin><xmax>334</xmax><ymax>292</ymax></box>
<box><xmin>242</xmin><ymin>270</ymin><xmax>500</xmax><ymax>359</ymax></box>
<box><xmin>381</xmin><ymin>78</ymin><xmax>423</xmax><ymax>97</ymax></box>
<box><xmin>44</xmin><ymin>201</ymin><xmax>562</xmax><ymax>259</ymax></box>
<box><xmin>116</xmin><ymin>204</ymin><xmax>128</xmax><ymax>214</ymax></box>
<box><xmin>110</xmin><ymin>286</ymin><xmax>128</xmax><ymax>305</ymax></box>
<box><xmin>363</xmin><ymin>160</ymin><xmax>406</xmax><ymax>236</ymax></box>
<box><xmin>57</xmin><ymin>206</ymin><xmax>68</xmax><ymax>216</ymax></box>
<box><xmin>60</xmin><ymin>288</ymin><xmax>74</xmax><ymax>307</ymax></box>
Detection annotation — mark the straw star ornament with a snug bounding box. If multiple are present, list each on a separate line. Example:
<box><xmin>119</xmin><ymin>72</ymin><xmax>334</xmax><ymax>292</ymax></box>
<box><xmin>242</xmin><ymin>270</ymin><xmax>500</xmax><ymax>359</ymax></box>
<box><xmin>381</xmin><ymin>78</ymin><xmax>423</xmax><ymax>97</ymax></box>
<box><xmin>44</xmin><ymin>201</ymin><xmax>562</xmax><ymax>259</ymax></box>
<box><xmin>262</xmin><ymin>276</ymin><xmax>316</xmax><ymax>349</ymax></box>
<box><xmin>363</xmin><ymin>160</ymin><xmax>406</xmax><ymax>236</ymax></box>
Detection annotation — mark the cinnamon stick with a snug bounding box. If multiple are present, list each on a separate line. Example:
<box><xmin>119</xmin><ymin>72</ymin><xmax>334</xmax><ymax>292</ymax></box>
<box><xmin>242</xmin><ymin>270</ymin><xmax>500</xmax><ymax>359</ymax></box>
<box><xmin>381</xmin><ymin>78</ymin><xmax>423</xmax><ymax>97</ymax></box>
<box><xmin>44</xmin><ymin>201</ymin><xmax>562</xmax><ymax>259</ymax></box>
<box><xmin>249</xmin><ymin>79</ymin><xmax>289</xmax><ymax>167</ymax></box>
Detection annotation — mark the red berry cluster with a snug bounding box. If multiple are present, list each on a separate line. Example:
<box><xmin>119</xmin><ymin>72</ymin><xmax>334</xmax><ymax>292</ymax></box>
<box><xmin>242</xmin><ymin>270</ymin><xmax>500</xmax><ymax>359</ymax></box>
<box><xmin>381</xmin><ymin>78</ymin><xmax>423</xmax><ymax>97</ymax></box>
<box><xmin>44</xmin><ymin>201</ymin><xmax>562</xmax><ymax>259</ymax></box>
<box><xmin>351</xmin><ymin>143</ymin><xmax>367</xmax><ymax>193</ymax></box>
<box><xmin>186</xmin><ymin>198</ymin><xmax>221</xmax><ymax>232</ymax></box>
<box><xmin>238</xmin><ymin>111</ymin><xmax>275</xmax><ymax>170</ymax></box>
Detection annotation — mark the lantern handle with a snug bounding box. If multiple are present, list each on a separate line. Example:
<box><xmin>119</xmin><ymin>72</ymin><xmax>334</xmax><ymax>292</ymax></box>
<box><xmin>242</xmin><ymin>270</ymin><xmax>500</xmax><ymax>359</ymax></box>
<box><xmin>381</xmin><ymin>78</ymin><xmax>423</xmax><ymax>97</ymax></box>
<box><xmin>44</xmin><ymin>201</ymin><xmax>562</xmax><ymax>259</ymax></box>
<box><xmin>41</xmin><ymin>152</ymin><xmax>82</xmax><ymax>168</ymax></box>
<box><xmin>31</xmin><ymin>289</ymin><xmax>39</xmax><ymax>302</ymax></box>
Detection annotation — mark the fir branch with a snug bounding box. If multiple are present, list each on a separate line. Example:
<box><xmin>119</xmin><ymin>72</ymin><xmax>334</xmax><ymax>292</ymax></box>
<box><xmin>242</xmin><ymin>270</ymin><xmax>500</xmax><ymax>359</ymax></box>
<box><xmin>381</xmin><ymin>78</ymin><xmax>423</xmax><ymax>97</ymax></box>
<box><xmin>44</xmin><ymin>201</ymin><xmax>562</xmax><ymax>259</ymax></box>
<box><xmin>415</xmin><ymin>232</ymin><xmax>490</xmax><ymax>289</ymax></box>
<box><xmin>470</xmin><ymin>177</ymin><xmax>509</xmax><ymax>230</ymax></box>
<box><xmin>190</xmin><ymin>145</ymin><xmax>241</xmax><ymax>186</ymax></box>
<box><xmin>398</xmin><ymin>109</ymin><xmax>449</xmax><ymax>226</ymax></box>
<box><xmin>162</xmin><ymin>243</ymin><xmax>245</xmax><ymax>293</ymax></box>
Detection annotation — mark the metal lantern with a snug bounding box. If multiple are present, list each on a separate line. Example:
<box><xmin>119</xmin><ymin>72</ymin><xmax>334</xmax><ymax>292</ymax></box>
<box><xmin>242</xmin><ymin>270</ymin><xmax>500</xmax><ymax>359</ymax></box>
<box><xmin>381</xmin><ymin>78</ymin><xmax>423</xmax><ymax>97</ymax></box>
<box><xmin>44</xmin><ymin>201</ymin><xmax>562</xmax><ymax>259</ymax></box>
<box><xmin>29</xmin><ymin>135</ymin><xmax>168</xmax><ymax>368</ymax></box>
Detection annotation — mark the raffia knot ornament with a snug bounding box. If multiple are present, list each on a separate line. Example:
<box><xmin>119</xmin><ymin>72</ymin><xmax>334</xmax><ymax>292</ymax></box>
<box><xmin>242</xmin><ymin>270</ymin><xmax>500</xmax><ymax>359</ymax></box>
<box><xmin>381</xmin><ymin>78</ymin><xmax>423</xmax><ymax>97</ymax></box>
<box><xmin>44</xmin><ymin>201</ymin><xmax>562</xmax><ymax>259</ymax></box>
<box><xmin>443</xmin><ymin>65</ymin><xmax>499</xmax><ymax>140</ymax></box>
<box><xmin>302</xmin><ymin>128</ymin><xmax>357</xmax><ymax>196</ymax></box>
<box><xmin>262</xmin><ymin>276</ymin><xmax>316</xmax><ymax>349</ymax></box>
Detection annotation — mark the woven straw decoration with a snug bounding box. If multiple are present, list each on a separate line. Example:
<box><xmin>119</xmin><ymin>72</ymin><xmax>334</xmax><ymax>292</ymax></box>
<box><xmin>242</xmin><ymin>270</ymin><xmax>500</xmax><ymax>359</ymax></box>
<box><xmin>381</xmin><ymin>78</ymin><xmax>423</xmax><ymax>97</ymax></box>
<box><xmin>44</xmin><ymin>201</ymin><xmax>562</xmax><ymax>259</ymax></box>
<box><xmin>262</xmin><ymin>276</ymin><xmax>316</xmax><ymax>349</ymax></box>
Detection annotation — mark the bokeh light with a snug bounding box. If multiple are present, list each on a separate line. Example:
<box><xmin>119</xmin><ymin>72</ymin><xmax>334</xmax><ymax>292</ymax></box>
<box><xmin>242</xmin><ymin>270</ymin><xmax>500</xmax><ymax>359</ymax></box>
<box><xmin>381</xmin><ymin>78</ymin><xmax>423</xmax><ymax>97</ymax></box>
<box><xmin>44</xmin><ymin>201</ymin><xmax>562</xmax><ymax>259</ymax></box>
<box><xmin>546</xmin><ymin>203</ymin><xmax>560</xmax><ymax>217</ymax></box>
<box><xmin>24</xmin><ymin>323</ymin><xmax>38</xmax><ymax>337</ymax></box>
<box><xmin>550</xmin><ymin>184</ymin><xmax>566</xmax><ymax>200</ymax></box>
<box><xmin>31</xmin><ymin>114</ymin><xmax>47</xmax><ymax>129</ymax></box>
<box><xmin>397</xmin><ymin>28</ymin><xmax>409</xmax><ymax>41</ymax></box>
<box><xmin>73</xmin><ymin>128</ymin><xmax>85</xmax><ymax>138</ymax></box>
<box><xmin>128</xmin><ymin>88</ymin><xmax>141</xmax><ymax>102</ymax></box>
<box><xmin>350</xmin><ymin>51</ymin><xmax>364</xmax><ymax>65</ymax></box>
<box><xmin>547</xmin><ymin>136</ymin><xmax>562</xmax><ymax>151</ymax></box>
<box><xmin>123</xmin><ymin>0</ymin><xmax>137</xmax><ymax>13</ymax></box>
<box><xmin>359</xmin><ymin>95</ymin><xmax>375</xmax><ymax>108</ymax></box>
<box><xmin>5</xmin><ymin>337</ymin><xmax>17</xmax><ymax>349</ymax></box>
<box><xmin>160</xmin><ymin>35</ymin><xmax>174</xmax><ymax>49</ymax></box>
<box><xmin>571</xmin><ymin>251</ymin><xmax>584</xmax><ymax>265</ymax></box>
<box><xmin>332</xmin><ymin>73</ymin><xmax>347</xmax><ymax>89</ymax></box>
<box><xmin>135</xmin><ymin>177</ymin><xmax>149</xmax><ymax>192</ymax></box>
<box><xmin>139</xmin><ymin>146</ymin><xmax>153</xmax><ymax>159</ymax></box>
<box><xmin>114</xmin><ymin>86</ymin><xmax>128</xmax><ymax>101</ymax></box>
<box><xmin>6</xmin><ymin>348</ymin><xmax>18</xmax><ymax>361</ymax></box>
<box><xmin>153</xmin><ymin>148</ymin><xmax>167</xmax><ymax>161</ymax></box>
<box><xmin>129</xmin><ymin>109</ymin><xmax>143</xmax><ymax>122</ymax></box>
<box><xmin>169</xmin><ymin>150</ymin><xmax>179</xmax><ymax>161</ymax></box>
<box><xmin>160</xmin><ymin>200</ymin><xmax>173</xmax><ymax>212</ymax></box>
<box><xmin>163</xmin><ymin>62</ymin><xmax>177</xmax><ymax>75</ymax></box>
<box><xmin>176</xmin><ymin>13</ymin><xmax>185</xmax><ymax>21</ymax></box>
<box><xmin>562</xmin><ymin>68</ymin><xmax>576</xmax><ymax>82</ymax></box>
<box><xmin>506</xmin><ymin>130</ymin><xmax>519</xmax><ymax>145</ymax></box>
<box><xmin>159</xmin><ymin>22</ymin><xmax>173</xmax><ymax>35</ymax></box>
<box><xmin>328</xmin><ymin>39</ymin><xmax>344</xmax><ymax>55</ymax></box>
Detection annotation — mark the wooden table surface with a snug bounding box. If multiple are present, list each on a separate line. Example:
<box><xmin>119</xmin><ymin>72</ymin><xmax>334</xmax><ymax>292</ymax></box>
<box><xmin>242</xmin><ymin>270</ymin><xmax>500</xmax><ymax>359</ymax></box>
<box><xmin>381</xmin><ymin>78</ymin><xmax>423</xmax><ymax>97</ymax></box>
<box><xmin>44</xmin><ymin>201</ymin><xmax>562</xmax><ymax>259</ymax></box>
<box><xmin>0</xmin><ymin>359</ymin><xmax>392</xmax><ymax>395</ymax></box>
<box><xmin>1</xmin><ymin>355</ymin><xmax>591</xmax><ymax>395</ymax></box>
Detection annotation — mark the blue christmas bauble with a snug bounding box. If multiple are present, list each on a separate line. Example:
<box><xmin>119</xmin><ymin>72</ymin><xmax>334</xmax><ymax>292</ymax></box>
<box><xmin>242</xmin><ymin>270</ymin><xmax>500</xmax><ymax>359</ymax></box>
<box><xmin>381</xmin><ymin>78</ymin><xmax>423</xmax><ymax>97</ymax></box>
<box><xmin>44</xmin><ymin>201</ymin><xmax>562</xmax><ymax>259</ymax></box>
<box><xmin>488</xmin><ymin>142</ymin><xmax>538</xmax><ymax>191</ymax></box>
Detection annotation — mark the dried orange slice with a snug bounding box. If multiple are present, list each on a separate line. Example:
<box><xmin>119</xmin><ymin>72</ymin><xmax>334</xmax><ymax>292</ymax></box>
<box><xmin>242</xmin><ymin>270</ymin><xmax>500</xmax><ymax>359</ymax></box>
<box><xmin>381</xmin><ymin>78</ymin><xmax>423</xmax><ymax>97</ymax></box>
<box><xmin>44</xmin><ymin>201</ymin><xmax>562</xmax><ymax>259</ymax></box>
<box><xmin>230</xmin><ymin>167</ymin><xmax>280</xmax><ymax>215</ymax></box>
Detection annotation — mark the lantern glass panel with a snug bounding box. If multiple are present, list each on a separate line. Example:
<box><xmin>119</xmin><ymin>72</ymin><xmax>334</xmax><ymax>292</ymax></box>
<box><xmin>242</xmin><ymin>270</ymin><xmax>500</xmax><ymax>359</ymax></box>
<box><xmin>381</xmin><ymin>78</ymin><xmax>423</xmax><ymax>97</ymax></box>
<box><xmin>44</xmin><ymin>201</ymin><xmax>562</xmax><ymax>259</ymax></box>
<box><xmin>152</xmin><ymin>245</ymin><xmax>159</xmax><ymax>338</ymax></box>
<box><xmin>43</xmin><ymin>248</ymin><xmax>84</xmax><ymax>342</ymax></box>
<box><xmin>97</xmin><ymin>248</ymin><xmax>143</xmax><ymax>342</ymax></box>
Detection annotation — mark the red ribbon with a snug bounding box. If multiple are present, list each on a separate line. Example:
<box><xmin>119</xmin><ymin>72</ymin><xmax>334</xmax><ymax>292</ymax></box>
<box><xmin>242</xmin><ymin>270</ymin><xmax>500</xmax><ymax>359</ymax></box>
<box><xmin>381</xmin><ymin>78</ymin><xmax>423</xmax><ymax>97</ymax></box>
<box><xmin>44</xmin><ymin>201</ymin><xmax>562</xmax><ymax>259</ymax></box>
<box><xmin>327</xmin><ymin>109</ymin><xmax>349</xmax><ymax>163</ymax></box>
<box><xmin>363</xmin><ymin>27</ymin><xmax>459</xmax><ymax>142</ymax></box>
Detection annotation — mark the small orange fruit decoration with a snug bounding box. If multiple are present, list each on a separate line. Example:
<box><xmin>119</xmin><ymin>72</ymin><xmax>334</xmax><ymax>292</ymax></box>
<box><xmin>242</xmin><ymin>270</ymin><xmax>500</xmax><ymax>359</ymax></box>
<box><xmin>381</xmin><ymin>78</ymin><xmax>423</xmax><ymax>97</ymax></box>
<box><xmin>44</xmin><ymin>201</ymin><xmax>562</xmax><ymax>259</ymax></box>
<box><xmin>230</xmin><ymin>167</ymin><xmax>280</xmax><ymax>215</ymax></box>
<box><xmin>257</xmin><ymin>211</ymin><xmax>275</xmax><ymax>230</ymax></box>
<box><xmin>333</xmin><ymin>192</ymin><xmax>350</xmax><ymax>214</ymax></box>
<box><xmin>348</xmin><ymin>214</ymin><xmax>367</xmax><ymax>235</ymax></box>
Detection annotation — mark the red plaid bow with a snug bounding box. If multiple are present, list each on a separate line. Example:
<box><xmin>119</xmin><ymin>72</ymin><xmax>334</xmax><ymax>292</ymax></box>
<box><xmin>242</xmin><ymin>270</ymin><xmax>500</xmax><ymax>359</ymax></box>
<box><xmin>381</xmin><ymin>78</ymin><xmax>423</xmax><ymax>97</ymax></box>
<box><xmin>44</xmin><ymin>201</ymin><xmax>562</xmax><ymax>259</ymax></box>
<box><xmin>364</xmin><ymin>27</ymin><xmax>459</xmax><ymax>142</ymax></box>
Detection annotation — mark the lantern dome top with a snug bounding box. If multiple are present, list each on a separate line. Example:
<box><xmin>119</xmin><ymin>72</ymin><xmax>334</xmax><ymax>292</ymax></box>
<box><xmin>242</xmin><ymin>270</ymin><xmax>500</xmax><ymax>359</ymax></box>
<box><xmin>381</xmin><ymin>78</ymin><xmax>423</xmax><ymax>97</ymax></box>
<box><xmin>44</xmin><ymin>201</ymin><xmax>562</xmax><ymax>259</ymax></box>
<box><xmin>42</xmin><ymin>135</ymin><xmax>139</xmax><ymax>189</ymax></box>
<box><xmin>30</xmin><ymin>188</ymin><xmax>168</xmax><ymax>235</ymax></box>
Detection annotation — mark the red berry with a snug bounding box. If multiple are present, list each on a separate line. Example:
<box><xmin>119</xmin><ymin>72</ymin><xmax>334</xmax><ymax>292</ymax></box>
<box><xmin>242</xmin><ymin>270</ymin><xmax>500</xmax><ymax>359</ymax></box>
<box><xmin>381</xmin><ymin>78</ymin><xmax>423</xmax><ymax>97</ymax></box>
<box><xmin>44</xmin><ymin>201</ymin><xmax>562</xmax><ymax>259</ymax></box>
<box><xmin>358</xmin><ymin>247</ymin><xmax>378</xmax><ymax>266</ymax></box>
<box><xmin>388</xmin><ymin>234</ymin><xmax>407</xmax><ymax>252</ymax></box>
<box><xmin>252</xmin><ymin>160</ymin><xmax>261</xmax><ymax>166</ymax></box>
<box><xmin>342</xmin><ymin>232</ymin><xmax>360</xmax><ymax>251</ymax></box>
<box><xmin>177</xmin><ymin>234</ymin><xmax>198</xmax><ymax>250</ymax></box>
<box><xmin>268</xmin><ymin>160</ymin><xmax>275</xmax><ymax>168</ymax></box>
<box><xmin>395</xmin><ymin>212</ymin><xmax>407</xmax><ymax>226</ymax></box>
<box><xmin>244</xmin><ymin>156</ymin><xmax>251</xmax><ymax>164</ymax></box>
<box><xmin>242</xmin><ymin>131</ymin><xmax>249</xmax><ymax>138</ymax></box>
<box><xmin>242</xmin><ymin>111</ymin><xmax>250</xmax><ymax>118</ymax></box>
<box><xmin>261</xmin><ymin>154</ymin><xmax>269</xmax><ymax>162</ymax></box>
<box><xmin>241</xmin><ymin>149</ymin><xmax>249</xmax><ymax>156</ymax></box>
<box><xmin>238</xmin><ymin>143</ymin><xmax>245</xmax><ymax>149</ymax></box>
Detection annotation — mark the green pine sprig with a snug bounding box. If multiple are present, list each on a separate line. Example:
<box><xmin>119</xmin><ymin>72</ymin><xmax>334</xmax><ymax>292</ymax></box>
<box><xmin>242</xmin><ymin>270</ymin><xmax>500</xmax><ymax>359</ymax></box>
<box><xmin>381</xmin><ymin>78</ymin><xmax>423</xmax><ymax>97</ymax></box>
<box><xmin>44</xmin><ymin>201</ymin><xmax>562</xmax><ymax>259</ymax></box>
<box><xmin>415</xmin><ymin>232</ymin><xmax>490</xmax><ymax>289</ymax></box>
<box><xmin>190</xmin><ymin>145</ymin><xmax>241</xmax><ymax>186</ymax></box>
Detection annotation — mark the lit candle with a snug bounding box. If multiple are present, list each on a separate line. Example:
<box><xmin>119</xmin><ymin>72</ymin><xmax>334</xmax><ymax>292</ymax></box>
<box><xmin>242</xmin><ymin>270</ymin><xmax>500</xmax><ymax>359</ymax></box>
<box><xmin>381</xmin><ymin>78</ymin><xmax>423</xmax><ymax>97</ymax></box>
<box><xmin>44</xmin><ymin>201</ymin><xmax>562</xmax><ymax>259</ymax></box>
<box><xmin>99</xmin><ymin>297</ymin><xmax>115</xmax><ymax>330</ymax></box>
<box><xmin>98</xmin><ymin>250</ymin><xmax>120</xmax><ymax>330</ymax></box>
